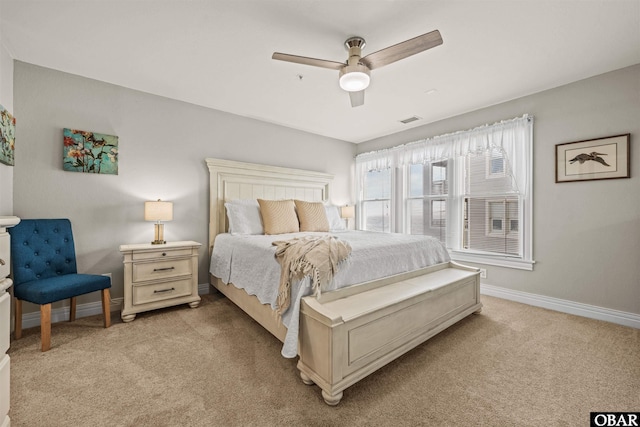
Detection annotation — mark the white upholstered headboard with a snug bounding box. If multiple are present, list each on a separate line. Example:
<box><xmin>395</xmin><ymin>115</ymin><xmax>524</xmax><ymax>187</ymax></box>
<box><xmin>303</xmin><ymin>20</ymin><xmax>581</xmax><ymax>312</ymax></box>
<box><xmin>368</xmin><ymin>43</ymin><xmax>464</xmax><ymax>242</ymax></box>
<box><xmin>206</xmin><ymin>158</ymin><xmax>333</xmax><ymax>254</ymax></box>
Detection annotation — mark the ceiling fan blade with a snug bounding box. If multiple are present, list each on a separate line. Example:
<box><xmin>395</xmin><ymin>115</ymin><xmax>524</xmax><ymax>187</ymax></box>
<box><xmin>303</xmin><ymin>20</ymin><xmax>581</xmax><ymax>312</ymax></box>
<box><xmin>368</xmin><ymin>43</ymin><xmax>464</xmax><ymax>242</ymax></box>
<box><xmin>272</xmin><ymin>52</ymin><xmax>344</xmax><ymax>70</ymax></box>
<box><xmin>360</xmin><ymin>30</ymin><xmax>443</xmax><ymax>70</ymax></box>
<box><xmin>349</xmin><ymin>90</ymin><xmax>365</xmax><ymax>107</ymax></box>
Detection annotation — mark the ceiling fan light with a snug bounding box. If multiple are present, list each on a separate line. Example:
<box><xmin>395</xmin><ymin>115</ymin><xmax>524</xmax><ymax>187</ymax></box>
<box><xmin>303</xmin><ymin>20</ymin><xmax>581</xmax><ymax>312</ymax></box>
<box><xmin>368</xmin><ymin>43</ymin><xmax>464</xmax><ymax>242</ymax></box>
<box><xmin>339</xmin><ymin>64</ymin><xmax>371</xmax><ymax>92</ymax></box>
<box><xmin>340</xmin><ymin>72</ymin><xmax>370</xmax><ymax>91</ymax></box>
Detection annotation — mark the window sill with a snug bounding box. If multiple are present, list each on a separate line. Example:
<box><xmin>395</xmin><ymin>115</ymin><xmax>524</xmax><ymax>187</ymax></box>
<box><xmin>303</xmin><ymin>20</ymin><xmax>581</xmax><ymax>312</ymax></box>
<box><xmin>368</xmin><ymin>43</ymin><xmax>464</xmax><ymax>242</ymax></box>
<box><xmin>450</xmin><ymin>251</ymin><xmax>535</xmax><ymax>271</ymax></box>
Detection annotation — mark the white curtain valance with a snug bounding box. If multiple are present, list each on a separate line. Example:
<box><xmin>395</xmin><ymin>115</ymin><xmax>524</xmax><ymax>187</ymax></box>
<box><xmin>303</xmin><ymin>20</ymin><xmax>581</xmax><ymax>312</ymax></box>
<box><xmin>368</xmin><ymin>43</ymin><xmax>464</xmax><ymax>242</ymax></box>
<box><xmin>356</xmin><ymin>114</ymin><xmax>533</xmax><ymax>195</ymax></box>
<box><xmin>353</xmin><ymin>148</ymin><xmax>394</xmax><ymax>172</ymax></box>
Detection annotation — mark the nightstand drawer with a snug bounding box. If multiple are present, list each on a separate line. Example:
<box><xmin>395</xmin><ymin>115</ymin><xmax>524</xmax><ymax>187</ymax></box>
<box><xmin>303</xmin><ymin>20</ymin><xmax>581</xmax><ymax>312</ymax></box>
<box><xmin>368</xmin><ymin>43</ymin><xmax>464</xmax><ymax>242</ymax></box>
<box><xmin>132</xmin><ymin>258</ymin><xmax>192</xmax><ymax>282</ymax></box>
<box><xmin>132</xmin><ymin>247</ymin><xmax>193</xmax><ymax>261</ymax></box>
<box><xmin>133</xmin><ymin>278</ymin><xmax>193</xmax><ymax>305</ymax></box>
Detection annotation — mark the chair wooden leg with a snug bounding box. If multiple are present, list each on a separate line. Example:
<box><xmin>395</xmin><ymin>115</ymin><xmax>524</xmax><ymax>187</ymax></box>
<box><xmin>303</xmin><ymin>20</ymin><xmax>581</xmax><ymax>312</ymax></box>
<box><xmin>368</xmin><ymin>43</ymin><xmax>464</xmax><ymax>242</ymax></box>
<box><xmin>102</xmin><ymin>288</ymin><xmax>111</xmax><ymax>328</ymax></box>
<box><xmin>69</xmin><ymin>296</ymin><xmax>77</xmax><ymax>322</ymax></box>
<box><xmin>14</xmin><ymin>298</ymin><xmax>23</xmax><ymax>340</ymax></box>
<box><xmin>40</xmin><ymin>304</ymin><xmax>51</xmax><ymax>352</ymax></box>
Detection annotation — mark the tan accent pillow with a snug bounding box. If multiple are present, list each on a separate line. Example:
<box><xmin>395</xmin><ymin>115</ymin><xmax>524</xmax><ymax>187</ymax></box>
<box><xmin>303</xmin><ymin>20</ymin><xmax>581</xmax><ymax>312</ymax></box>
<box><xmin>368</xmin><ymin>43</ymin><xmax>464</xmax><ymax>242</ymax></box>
<box><xmin>294</xmin><ymin>200</ymin><xmax>330</xmax><ymax>232</ymax></box>
<box><xmin>257</xmin><ymin>199</ymin><xmax>300</xmax><ymax>235</ymax></box>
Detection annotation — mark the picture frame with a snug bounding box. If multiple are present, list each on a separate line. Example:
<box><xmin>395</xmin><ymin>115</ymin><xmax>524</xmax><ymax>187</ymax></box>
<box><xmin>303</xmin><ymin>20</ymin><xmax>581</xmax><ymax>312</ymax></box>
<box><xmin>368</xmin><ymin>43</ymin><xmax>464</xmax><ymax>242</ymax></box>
<box><xmin>63</xmin><ymin>128</ymin><xmax>118</xmax><ymax>175</ymax></box>
<box><xmin>555</xmin><ymin>134</ymin><xmax>630</xmax><ymax>183</ymax></box>
<box><xmin>0</xmin><ymin>104</ymin><xmax>16</xmax><ymax>167</ymax></box>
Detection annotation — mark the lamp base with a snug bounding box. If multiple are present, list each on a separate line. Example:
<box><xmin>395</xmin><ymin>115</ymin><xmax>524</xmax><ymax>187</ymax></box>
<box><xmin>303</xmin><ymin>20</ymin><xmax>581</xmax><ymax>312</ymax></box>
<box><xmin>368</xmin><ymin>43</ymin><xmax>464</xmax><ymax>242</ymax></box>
<box><xmin>151</xmin><ymin>223</ymin><xmax>167</xmax><ymax>245</ymax></box>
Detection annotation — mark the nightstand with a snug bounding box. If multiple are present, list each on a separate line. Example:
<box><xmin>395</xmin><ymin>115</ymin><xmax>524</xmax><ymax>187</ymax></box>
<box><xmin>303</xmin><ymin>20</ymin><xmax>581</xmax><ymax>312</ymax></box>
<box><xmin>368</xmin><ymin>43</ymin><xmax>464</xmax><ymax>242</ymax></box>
<box><xmin>119</xmin><ymin>241</ymin><xmax>201</xmax><ymax>322</ymax></box>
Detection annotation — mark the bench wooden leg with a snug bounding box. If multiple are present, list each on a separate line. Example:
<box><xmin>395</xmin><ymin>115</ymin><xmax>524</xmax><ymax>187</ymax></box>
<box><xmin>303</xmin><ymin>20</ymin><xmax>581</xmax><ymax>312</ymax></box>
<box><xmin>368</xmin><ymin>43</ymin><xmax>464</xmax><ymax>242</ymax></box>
<box><xmin>69</xmin><ymin>296</ymin><xmax>77</xmax><ymax>322</ymax></box>
<box><xmin>14</xmin><ymin>298</ymin><xmax>22</xmax><ymax>340</ymax></box>
<box><xmin>102</xmin><ymin>288</ymin><xmax>111</xmax><ymax>328</ymax></box>
<box><xmin>40</xmin><ymin>303</ymin><xmax>51</xmax><ymax>352</ymax></box>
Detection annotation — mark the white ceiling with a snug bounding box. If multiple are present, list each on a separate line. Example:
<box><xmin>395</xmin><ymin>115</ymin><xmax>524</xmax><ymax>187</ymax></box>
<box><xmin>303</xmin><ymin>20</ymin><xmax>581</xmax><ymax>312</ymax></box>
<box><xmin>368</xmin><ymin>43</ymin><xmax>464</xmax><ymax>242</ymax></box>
<box><xmin>1</xmin><ymin>1</ymin><xmax>639</xmax><ymax>143</ymax></box>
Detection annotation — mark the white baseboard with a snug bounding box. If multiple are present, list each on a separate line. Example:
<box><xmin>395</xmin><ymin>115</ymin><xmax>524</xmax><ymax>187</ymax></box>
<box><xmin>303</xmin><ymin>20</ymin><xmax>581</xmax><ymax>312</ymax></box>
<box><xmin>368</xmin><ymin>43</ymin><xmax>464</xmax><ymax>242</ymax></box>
<box><xmin>481</xmin><ymin>283</ymin><xmax>640</xmax><ymax>329</ymax></box>
<box><xmin>18</xmin><ymin>282</ymin><xmax>637</xmax><ymax>331</ymax></box>
<box><xmin>16</xmin><ymin>283</ymin><xmax>212</xmax><ymax>330</ymax></box>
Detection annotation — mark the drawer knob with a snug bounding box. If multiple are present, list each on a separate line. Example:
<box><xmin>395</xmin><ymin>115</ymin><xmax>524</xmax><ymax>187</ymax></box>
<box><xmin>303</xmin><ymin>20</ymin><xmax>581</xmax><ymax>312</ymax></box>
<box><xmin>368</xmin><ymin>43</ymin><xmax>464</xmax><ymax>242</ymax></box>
<box><xmin>154</xmin><ymin>287</ymin><xmax>175</xmax><ymax>294</ymax></box>
<box><xmin>0</xmin><ymin>258</ymin><xmax>4</xmax><ymax>266</ymax></box>
<box><xmin>153</xmin><ymin>267</ymin><xmax>175</xmax><ymax>272</ymax></box>
<box><xmin>162</xmin><ymin>252</ymin><xmax>167</xmax><ymax>256</ymax></box>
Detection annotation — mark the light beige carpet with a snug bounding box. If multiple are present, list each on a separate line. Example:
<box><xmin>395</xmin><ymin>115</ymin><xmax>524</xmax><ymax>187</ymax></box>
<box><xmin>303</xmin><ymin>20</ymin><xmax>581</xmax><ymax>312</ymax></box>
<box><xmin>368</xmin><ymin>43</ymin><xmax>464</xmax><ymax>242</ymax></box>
<box><xmin>8</xmin><ymin>292</ymin><xmax>640</xmax><ymax>426</ymax></box>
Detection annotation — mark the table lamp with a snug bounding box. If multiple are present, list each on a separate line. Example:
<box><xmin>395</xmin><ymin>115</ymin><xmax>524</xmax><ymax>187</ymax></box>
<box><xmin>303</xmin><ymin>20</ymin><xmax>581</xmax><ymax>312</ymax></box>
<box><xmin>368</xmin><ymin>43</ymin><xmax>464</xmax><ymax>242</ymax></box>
<box><xmin>340</xmin><ymin>205</ymin><xmax>355</xmax><ymax>229</ymax></box>
<box><xmin>145</xmin><ymin>199</ymin><xmax>173</xmax><ymax>244</ymax></box>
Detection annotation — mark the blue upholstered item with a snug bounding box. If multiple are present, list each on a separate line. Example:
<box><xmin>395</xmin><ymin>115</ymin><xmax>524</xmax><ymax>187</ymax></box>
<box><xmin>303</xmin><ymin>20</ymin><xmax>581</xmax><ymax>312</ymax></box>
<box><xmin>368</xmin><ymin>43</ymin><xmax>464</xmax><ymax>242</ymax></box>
<box><xmin>9</xmin><ymin>219</ymin><xmax>111</xmax><ymax>305</ymax></box>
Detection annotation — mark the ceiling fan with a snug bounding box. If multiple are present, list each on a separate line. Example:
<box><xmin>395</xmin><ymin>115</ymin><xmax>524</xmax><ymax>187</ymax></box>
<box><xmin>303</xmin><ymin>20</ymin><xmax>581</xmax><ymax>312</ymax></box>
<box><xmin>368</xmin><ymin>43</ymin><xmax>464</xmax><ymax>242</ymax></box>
<box><xmin>272</xmin><ymin>30</ymin><xmax>443</xmax><ymax>107</ymax></box>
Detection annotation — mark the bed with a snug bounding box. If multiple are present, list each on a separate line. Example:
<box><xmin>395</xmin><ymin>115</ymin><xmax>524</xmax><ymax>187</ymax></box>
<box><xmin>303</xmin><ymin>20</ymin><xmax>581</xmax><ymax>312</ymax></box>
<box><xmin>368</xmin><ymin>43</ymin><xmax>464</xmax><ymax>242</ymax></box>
<box><xmin>207</xmin><ymin>158</ymin><xmax>482</xmax><ymax>405</ymax></box>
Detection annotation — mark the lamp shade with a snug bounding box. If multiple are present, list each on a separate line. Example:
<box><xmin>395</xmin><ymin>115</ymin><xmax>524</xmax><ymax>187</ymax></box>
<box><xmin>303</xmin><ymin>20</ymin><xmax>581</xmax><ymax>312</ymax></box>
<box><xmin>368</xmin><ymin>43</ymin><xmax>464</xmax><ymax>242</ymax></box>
<box><xmin>144</xmin><ymin>200</ymin><xmax>173</xmax><ymax>221</ymax></box>
<box><xmin>340</xmin><ymin>205</ymin><xmax>355</xmax><ymax>219</ymax></box>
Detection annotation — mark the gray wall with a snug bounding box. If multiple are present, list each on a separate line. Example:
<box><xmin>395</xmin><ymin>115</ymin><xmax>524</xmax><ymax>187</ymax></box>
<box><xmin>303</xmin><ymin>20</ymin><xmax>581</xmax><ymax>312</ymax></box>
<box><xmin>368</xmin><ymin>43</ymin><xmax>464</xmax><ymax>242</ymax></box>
<box><xmin>11</xmin><ymin>60</ymin><xmax>640</xmax><ymax>318</ymax></box>
<box><xmin>358</xmin><ymin>64</ymin><xmax>640</xmax><ymax>315</ymax></box>
<box><xmin>13</xmin><ymin>61</ymin><xmax>356</xmax><ymax>312</ymax></box>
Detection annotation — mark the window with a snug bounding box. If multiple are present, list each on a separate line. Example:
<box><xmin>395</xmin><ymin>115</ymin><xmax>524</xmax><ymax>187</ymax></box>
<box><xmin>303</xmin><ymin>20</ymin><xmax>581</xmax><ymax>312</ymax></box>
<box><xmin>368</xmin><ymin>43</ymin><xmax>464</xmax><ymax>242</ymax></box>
<box><xmin>464</xmin><ymin>149</ymin><xmax>521</xmax><ymax>256</ymax></box>
<box><xmin>406</xmin><ymin>161</ymin><xmax>447</xmax><ymax>242</ymax></box>
<box><xmin>464</xmin><ymin>197</ymin><xmax>519</xmax><ymax>256</ymax></box>
<box><xmin>431</xmin><ymin>200</ymin><xmax>446</xmax><ymax>227</ymax></box>
<box><xmin>356</xmin><ymin>115</ymin><xmax>533</xmax><ymax>270</ymax></box>
<box><xmin>361</xmin><ymin>168</ymin><xmax>391</xmax><ymax>232</ymax></box>
<box><xmin>485</xmin><ymin>199</ymin><xmax>518</xmax><ymax>237</ymax></box>
<box><xmin>486</xmin><ymin>148</ymin><xmax>506</xmax><ymax>178</ymax></box>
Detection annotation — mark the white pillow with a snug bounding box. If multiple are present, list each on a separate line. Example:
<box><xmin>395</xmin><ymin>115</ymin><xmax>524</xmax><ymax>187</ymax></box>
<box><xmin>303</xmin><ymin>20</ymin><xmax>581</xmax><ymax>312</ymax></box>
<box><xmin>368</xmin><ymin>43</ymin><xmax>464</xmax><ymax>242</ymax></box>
<box><xmin>224</xmin><ymin>200</ymin><xmax>264</xmax><ymax>235</ymax></box>
<box><xmin>325</xmin><ymin>205</ymin><xmax>346</xmax><ymax>231</ymax></box>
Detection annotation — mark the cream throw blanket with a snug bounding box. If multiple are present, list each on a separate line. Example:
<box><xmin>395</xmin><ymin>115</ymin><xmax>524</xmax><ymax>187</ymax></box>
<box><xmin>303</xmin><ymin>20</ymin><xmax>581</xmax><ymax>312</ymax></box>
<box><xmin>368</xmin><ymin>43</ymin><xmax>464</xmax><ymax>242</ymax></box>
<box><xmin>272</xmin><ymin>235</ymin><xmax>352</xmax><ymax>315</ymax></box>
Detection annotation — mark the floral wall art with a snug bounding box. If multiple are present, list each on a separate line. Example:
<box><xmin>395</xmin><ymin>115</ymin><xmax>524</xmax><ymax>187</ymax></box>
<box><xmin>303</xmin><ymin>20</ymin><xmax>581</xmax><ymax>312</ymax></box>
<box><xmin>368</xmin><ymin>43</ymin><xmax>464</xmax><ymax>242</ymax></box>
<box><xmin>63</xmin><ymin>128</ymin><xmax>118</xmax><ymax>174</ymax></box>
<box><xmin>0</xmin><ymin>104</ymin><xmax>16</xmax><ymax>166</ymax></box>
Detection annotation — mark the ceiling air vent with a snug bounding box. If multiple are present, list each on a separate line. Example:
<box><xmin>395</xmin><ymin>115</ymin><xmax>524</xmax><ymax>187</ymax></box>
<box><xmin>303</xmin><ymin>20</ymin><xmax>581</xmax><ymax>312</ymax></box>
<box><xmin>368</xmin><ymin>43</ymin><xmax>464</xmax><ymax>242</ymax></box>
<box><xmin>399</xmin><ymin>116</ymin><xmax>422</xmax><ymax>124</ymax></box>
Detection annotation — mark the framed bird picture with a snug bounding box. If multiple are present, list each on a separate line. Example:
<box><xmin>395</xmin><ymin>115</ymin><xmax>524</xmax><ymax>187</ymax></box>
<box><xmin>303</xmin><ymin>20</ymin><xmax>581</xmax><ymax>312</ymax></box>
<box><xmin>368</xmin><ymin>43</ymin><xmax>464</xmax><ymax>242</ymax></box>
<box><xmin>555</xmin><ymin>134</ymin><xmax>630</xmax><ymax>183</ymax></box>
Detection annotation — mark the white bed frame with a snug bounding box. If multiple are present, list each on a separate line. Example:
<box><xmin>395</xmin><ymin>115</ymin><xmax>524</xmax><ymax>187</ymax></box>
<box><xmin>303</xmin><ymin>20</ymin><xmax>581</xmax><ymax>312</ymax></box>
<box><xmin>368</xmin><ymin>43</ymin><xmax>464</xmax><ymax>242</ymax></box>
<box><xmin>207</xmin><ymin>158</ymin><xmax>482</xmax><ymax>405</ymax></box>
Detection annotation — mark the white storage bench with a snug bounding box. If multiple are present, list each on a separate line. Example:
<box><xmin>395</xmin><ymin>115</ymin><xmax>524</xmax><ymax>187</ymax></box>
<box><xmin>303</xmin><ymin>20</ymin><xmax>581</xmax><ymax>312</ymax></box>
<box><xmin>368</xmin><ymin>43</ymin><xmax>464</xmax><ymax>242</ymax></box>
<box><xmin>297</xmin><ymin>261</ymin><xmax>482</xmax><ymax>405</ymax></box>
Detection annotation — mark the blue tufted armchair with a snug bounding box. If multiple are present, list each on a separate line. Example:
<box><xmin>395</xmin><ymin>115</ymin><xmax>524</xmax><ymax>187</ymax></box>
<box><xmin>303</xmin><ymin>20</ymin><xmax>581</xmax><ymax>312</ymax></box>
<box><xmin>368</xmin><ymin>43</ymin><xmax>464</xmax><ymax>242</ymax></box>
<box><xmin>9</xmin><ymin>219</ymin><xmax>111</xmax><ymax>351</ymax></box>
